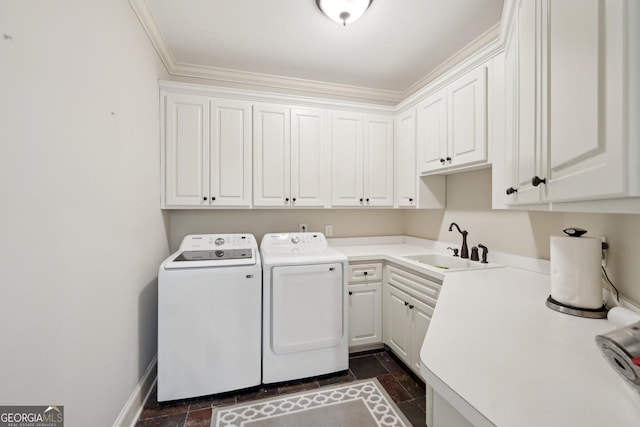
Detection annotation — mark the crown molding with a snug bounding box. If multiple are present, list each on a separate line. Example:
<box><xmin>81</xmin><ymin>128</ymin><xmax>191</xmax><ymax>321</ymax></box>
<box><xmin>130</xmin><ymin>0</ymin><xmax>503</xmax><ymax>107</ymax></box>
<box><xmin>128</xmin><ymin>0</ymin><xmax>176</xmax><ymax>74</ymax></box>
<box><xmin>169</xmin><ymin>62</ymin><xmax>404</xmax><ymax>104</ymax></box>
<box><xmin>401</xmin><ymin>21</ymin><xmax>502</xmax><ymax>100</ymax></box>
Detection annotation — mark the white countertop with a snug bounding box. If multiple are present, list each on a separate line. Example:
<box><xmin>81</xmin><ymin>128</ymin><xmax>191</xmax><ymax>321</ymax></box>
<box><xmin>329</xmin><ymin>236</ymin><xmax>640</xmax><ymax>427</ymax></box>
<box><xmin>420</xmin><ymin>267</ymin><xmax>640</xmax><ymax>426</ymax></box>
<box><xmin>330</xmin><ymin>236</ymin><xmax>502</xmax><ymax>281</ymax></box>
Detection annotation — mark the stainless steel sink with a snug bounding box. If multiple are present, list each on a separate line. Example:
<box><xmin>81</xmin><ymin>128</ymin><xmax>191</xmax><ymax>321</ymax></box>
<box><xmin>404</xmin><ymin>253</ymin><xmax>495</xmax><ymax>271</ymax></box>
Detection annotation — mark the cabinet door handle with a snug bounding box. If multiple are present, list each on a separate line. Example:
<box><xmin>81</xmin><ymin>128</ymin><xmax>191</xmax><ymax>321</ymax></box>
<box><xmin>348</xmin><ymin>291</ymin><xmax>353</xmax><ymax>296</ymax></box>
<box><xmin>506</xmin><ymin>187</ymin><xmax>517</xmax><ymax>195</ymax></box>
<box><xmin>359</xmin><ymin>198</ymin><xmax>364</xmax><ymax>203</ymax></box>
<box><xmin>363</xmin><ymin>271</ymin><xmax>368</xmax><ymax>276</ymax></box>
<box><xmin>292</xmin><ymin>197</ymin><xmax>296</xmax><ymax>202</ymax></box>
<box><xmin>366</xmin><ymin>198</ymin><xmax>370</xmax><ymax>203</ymax></box>
<box><xmin>531</xmin><ymin>176</ymin><xmax>546</xmax><ymax>187</ymax></box>
<box><xmin>409</xmin><ymin>304</ymin><xmax>414</xmax><ymax>309</ymax></box>
<box><xmin>404</xmin><ymin>301</ymin><xmax>409</xmax><ymax>306</ymax></box>
<box><xmin>440</xmin><ymin>158</ymin><xmax>445</xmax><ymax>165</ymax></box>
<box><xmin>202</xmin><ymin>196</ymin><xmax>208</xmax><ymax>201</ymax></box>
<box><xmin>409</xmin><ymin>198</ymin><xmax>413</xmax><ymax>202</ymax></box>
<box><xmin>285</xmin><ymin>197</ymin><xmax>290</xmax><ymax>203</ymax></box>
<box><xmin>446</xmin><ymin>156</ymin><xmax>452</xmax><ymax>163</ymax></box>
<box><xmin>211</xmin><ymin>196</ymin><xmax>216</xmax><ymax>201</ymax></box>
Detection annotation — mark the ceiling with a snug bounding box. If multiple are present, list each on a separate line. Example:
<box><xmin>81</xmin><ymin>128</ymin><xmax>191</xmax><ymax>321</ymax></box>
<box><xmin>133</xmin><ymin>0</ymin><xmax>505</xmax><ymax>103</ymax></box>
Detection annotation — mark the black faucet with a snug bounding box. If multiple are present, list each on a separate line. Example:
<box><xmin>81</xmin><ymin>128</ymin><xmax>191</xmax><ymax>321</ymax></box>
<box><xmin>448</xmin><ymin>222</ymin><xmax>469</xmax><ymax>259</ymax></box>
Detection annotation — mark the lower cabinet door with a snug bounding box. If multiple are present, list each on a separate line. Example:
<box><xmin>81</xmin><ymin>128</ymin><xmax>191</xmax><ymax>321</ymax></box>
<box><xmin>410</xmin><ymin>297</ymin><xmax>433</xmax><ymax>374</ymax></box>
<box><xmin>348</xmin><ymin>283</ymin><xmax>382</xmax><ymax>347</ymax></box>
<box><xmin>384</xmin><ymin>284</ymin><xmax>412</xmax><ymax>364</ymax></box>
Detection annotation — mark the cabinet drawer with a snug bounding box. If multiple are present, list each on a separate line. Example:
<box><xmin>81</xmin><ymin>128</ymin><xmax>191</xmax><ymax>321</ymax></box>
<box><xmin>385</xmin><ymin>265</ymin><xmax>441</xmax><ymax>308</ymax></box>
<box><xmin>348</xmin><ymin>263</ymin><xmax>382</xmax><ymax>282</ymax></box>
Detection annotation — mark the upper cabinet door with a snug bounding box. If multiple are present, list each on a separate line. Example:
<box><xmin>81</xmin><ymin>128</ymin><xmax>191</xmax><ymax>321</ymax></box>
<box><xmin>164</xmin><ymin>93</ymin><xmax>210</xmax><ymax>207</ymax></box>
<box><xmin>417</xmin><ymin>89</ymin><xmax>448</xmax><ymax>174</ymax></box>
<box><xmin>544</xmin><ymin>0</ymin><xmax>628</xmax><ymax>202</ymax></box>
<box><xmin>513</xmin><ymin>0</ymin><xmax>543</xmax><ymax>204</ymax></box>
<box><xmin>291</xmin><ymin>108</ymin><xmax>327</xmax><ymax>207</ymax></box>
<box><xmin>210</xmin><ymin>99</ymin><xmax>252</xmax><ymax>207</ymax></box>
<box><xmin>253</xmin><ymin>104</ymin><xmax>291</xmax><ymax>207</ymax></box>
<box><xmin>364</xmin><ymin>114</ymin><xmax>394</xmax><ymax>207</ymax></box>
<box><xmin>447</xmin><ymin>66</ymin><xmax>487</xmax><ymax>168</ymax></box>
<box><xmin>331</xmin><ymin>111</ymin><xmax>364</xmax><ymax>207</ymax></box>
<box><xmin>395</xmin><ymin>109</ymin><xmax>417</xmax><ymax>207</ymax></box>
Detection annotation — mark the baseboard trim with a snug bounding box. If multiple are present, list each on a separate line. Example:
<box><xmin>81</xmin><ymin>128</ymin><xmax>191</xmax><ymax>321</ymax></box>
<box><xmin>113</xmin><ymin>354</ymin><xmax>157</xmax><ymax>427</ymax></box>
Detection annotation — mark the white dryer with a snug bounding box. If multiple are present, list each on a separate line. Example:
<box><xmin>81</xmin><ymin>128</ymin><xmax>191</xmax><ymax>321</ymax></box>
<box><xmin>260</xmin><ymin>232</ymin><xmax>348</xmax><ymax>383</ymax></box>
<box><xmin>158</xmin><ymin>234</ymin><xmax>261</xmax><ymax>402</ymax></box>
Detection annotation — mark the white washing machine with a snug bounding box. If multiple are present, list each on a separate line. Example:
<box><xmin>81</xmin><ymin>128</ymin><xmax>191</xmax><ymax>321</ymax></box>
<box><xmin>158</xmin><ymin>234</ymin><xmax>261</xmax><ymax>402</ymax></box>
<box><xmin>260</xmin><ymin>232</ymin><xmax>348</xmax><ymax>383</ymax></box>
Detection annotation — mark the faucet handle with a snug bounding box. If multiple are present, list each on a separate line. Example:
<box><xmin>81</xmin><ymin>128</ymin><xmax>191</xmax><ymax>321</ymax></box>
<box><xmin>470</xmin><ymin>246</ymin><xmax>480</xmax><ymax>262</ymax></box>
<box><xmin>447</xmin><ymin>247</ymin><xmax>459</xmax><ymax>257</ymax></box>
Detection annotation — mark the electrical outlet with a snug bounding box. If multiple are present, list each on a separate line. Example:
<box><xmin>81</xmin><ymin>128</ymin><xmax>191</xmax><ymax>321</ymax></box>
<box><xmin>299</xmin><ymin>223</ymin><xmax>307</xmax><ymax>233</ymax></box>
<box><xmin>594</xmin><ymin>235</ymin><xmax>608</xmax><ymax>267</ymax></box>
<box><xmin>324</xmin><ymin>225</ymin><xmax>333</xmax><ymax>237</ymax></box>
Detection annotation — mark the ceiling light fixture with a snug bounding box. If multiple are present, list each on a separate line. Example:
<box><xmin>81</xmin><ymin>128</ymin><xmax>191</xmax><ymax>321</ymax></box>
<box><xmin>316</xmin><ymin>0</ymin><xmax>373</xmax><ymax>26</ymax></box>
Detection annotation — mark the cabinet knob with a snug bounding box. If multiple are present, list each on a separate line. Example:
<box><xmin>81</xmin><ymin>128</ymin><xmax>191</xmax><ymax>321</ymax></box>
<box><xmin>531</xmin><ymin>176</ymin><xmax>547</xmax><ymax>187</ymax></box>
<box><xmin>359</xmin><ymin>198</ymin><xmax>364</xmax><ymax>203</ymax></box>
<box><xmin>409</xmin><ymin>198</ymin><xmax>413</xmax><ymax>202</ymax></box>
<box><xmin>363</xmin><ymin>271</ymin><xmax>368</xmax><ymax>276</ymax></box>
<box><xmin>506</xmin><ymin>187</ymin><xmax>517</xmax><ymax>195</ymax></box>
<box><xmin>404</xmin><ymin>301</ymin><xmax>409</xmax><ymax>306</ymax></box>
<box><xmin>211</xmin><ymin>196</ymin><xmax>216</xmax><ymax>201</ymax></box>
<box><xmin>440</xmin><ymin>158</ymin><xmax>445</xmax><ymax>164</ymax></box>
<box><xmin>409</xmin><ymin>304</ymin><xmax>414</xmax><ymax>309</ymax></box>
<box><xmin>446</xmin><ymin>156</ymin><xmax>452</xmax><ymax>163</ymax></box>
<box><xmin>285</xmin><ymin>197</ymin><xmax>290</xmax><ymax>202</ymax></box>
<box><xmin>292</xmin><ymin>197</ymin><xmax>296</xmax><ymax>202</ymax></box>
<box><xmin>202</xmin><ymin>196</ymin><xmax>208</xmax><ymax>201</ymax></box>
<box><xmin>348</xmin><ymin>291</ymin><xmax>353</xmax><ymax>296</ymax></box>
<box><xmin>366</xmin><ymin>198</ymin><xmax>370</xmax><ymax>203</ymax></box>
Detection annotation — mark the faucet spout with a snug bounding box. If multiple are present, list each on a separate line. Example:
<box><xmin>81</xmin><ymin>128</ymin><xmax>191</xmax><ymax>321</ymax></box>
<box><xmin>448</xmin><ymin>222</ymin><xmax>469</xmax><ymax>259</ymax></box>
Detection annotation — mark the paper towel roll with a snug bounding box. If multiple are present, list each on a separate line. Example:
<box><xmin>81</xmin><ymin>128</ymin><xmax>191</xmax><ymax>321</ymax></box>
<box><xmin>550</xmin><ymin>235</ymin><xmax>602</xmax><ymax>309</ymax></box>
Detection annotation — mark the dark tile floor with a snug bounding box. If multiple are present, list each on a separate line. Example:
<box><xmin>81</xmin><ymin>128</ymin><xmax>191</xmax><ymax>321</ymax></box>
<box><xmin>136</xmin><ymin>349</ymin><xmax>427</xmax><ymax>427</ymax></box>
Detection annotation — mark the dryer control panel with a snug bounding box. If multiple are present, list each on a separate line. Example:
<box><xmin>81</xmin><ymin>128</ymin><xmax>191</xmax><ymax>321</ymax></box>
<box><xmin>261</xmin><ymin>232</ymin><xmax>327</xmax><ymax>252</ymax></box>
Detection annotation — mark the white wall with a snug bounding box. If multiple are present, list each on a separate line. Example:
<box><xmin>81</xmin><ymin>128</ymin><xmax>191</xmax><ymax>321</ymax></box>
<box><xmin>169</xmin><ymin>209</ymin><xmax>404</xmax><ymax>251</ymax></box>
<box><xmin>0</xmin><ymin>2</ymin><xmax>169</xmax><ymax>426</ymax></box>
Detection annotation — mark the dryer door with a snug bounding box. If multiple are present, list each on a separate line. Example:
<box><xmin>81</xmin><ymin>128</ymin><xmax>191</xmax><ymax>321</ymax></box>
<box><xmin>271</xmin><ymin>263</ymin><xmax>343</xmax><ymax>354</ymax></box>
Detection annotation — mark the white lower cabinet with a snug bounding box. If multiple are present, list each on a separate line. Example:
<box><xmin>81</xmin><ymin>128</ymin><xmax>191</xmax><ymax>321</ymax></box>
<box><xmin>347</xmin><ymin>263</ymin><xmax>383</xmax><ymax>350</ymax></box>
<box><xmin>348</xmin><ymin>283</ymin><xmax>382</xmax><ymax>348</ymax></box>
<box><xmin>383</xmin><ymin>265</ymin><xmax>440</xmax><ymax>379</ymax></box>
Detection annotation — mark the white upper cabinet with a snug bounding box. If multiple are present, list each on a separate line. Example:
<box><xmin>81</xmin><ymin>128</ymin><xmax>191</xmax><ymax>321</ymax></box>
<box><xmin>394</xmin><ymin>108</ymin><xmax>417</xmax><ymax>207</ymax></box>
<box><xmin>502</xmin><ymin>0</ymin><xmax>640</xmax><ymax>207</ymax></box>
<box><xmin>291</xmin><ymin>108</ymin><xmax>328</xmax><ymax>207</ymax></box>
<box><xmin>447</xmin><ymin>67</ymin><xmax>488</xmax><ymax>168</ymax></box>
<box><xmin>164</xmin><ymin>93</ymin><xmax>210</xmax><ymax>207</ymax></box>
<box><xmin>253</xmin><ymin>104</ymin><xmax>290</xmax><ymax>206</ymax></box>
<box><xmin>364</xmin><ymin>114</ymin><xmax>394</xmax><ymax>206</ymax></box>
<box><xmin>417</xmin><ymin>89</ymin><xmax>448</xmax><ymax>173</ymax></box>
<box><xmin>253</xmin><ymin>104</ymin><xmax>327</xmax><ymax>207</ymax></box>
<box><xmin>210</xmin><ymin>99</ymin><xmax>252</xmax><ymax>207</ymax></box>
<box><xmin>331</xmin><ymin>111</ymin><xmax>394</xmax><ymax>207</ymax></box>
<box><xmin>418</xmin><ymin>66</ymin><xmax>488</xmax><ymax>175</ymax></box>
<box><xmin>162</xmin><ymin>92</ymin><xmax>252</xmax><ymax>208</ymax></box>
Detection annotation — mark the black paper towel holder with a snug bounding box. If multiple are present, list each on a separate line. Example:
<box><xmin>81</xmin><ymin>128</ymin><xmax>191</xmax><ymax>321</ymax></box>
<box><xmin>546</xmin><ymin>295</ymin><xmax>609</xmax><ymax>319</ymax></box>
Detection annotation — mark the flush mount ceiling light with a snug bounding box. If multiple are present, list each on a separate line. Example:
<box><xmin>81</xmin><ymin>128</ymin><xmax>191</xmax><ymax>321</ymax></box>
<box><xmin>316</xmin><ymin>0</ymin><xmax>373</xmax><ymax>26</ymax></box>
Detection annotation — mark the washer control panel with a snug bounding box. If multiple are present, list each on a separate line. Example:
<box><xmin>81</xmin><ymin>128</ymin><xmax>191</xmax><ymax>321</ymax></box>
<box><xmin>179</xmin><ymin>234</ymin><xmax>256</xmax><ymax>251</ymax></box>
